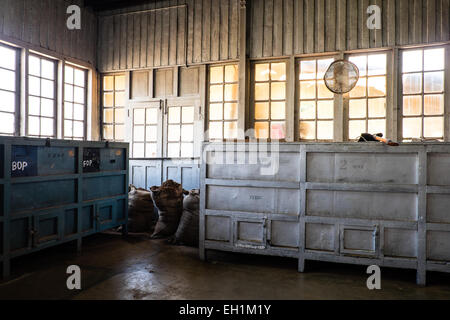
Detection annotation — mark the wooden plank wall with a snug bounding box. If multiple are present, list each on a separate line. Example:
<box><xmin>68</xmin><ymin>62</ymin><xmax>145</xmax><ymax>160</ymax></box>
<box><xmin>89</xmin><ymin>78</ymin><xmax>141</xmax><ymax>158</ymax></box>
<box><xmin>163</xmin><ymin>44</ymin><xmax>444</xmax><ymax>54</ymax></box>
<box><xmin>97</xmin><ymin>0</ymin><xmax>240</xmax><ymax>72</ymax></box>
<box><xmin>0</xmin><ymin>0</ymin><xmax>97</xmax><ymax>66</ymax></box>
<box><xmin>250</xmin><ymin>0</ymin><xmax>450</xmax><ymax>58</ymax></box>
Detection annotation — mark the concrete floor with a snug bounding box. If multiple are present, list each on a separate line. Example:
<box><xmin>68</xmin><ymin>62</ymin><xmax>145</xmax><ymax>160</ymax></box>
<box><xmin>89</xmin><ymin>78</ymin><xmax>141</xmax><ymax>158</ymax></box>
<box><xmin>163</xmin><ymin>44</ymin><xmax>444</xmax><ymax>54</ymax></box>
<box><xmin>1</xmin><ymin>233</ymin><xmax>450</xmax><ymax>300</ymax></box>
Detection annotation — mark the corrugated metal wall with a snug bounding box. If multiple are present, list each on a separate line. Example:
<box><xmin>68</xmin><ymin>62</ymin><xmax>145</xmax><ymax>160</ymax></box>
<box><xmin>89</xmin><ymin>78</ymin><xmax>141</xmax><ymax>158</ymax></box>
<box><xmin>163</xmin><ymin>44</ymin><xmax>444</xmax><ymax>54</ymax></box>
<box><xmin>97</xmin><ymin>0</ymin><xmax>240</xmax><ymax>72</ymax></box>
<box><xmin>0</xmin><ymin>0</ymin><xmax>97</xmax><ymax>66</ymax></box>
<box><xmin>249</xmin><ymin>0</ymin><xmax>450</xmax><ymax>57</ymax></box>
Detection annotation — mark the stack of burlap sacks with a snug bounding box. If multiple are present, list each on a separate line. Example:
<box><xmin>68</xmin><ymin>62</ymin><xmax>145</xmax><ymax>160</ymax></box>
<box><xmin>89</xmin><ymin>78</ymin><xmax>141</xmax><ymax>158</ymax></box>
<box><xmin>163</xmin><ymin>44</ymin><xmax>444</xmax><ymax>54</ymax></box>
<box><xmin>127</xmin><ymin>180</ymin><xmax>199</xmax><ymax>247</ymax></box>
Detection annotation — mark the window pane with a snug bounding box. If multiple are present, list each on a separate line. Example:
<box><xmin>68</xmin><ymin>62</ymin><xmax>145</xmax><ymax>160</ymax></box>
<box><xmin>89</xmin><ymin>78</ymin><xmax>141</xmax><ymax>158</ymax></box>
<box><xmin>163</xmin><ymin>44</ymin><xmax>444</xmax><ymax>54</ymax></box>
<box><xmin>146</xmin><ymin>108</ymin><xmax>158</xmax><ymax>124</ymax></box>
<box><xmin>182</xmin><ymin>106</ymin><xmax>195</xmax><ymax>123</ymax></box>
<box><xmin>73</xmin><ymin>121</ymin><xmax>84</xmax><ymax>138</ymax></box>
<box><xmin>133</xmin><ymin>143</ymin><xmax>145</xmax><ymax>158</ymax></box>
<box><xmin>29</xmin><ymin>96</ymin><xmax>40</xmax><ymax>116</ymax></box>
<box><xmin>424</xmin><ymin>94</ymin><xmax>444</xmax><ymax>116</ymax></box>
<box><xmin>271</xmin><ymin>122</ymin><xmax>286</xmax><ymax>140</ymax></box>
<box><xmin>271</xmin><ymin>102</ymin><xmax>285</xmax><ymax>120</ymax></box>
<box><xmin>103</xmin><ymin>108</ymin><xmax>113</xmax><ymax>123</ymax></box>
<box><xmin>209</xmin><ymin>103</ymin><xmax>223</xmax><ymax>121</ymax></box>
<box><xmin>65</xmin><ymin>66</ymin><xmax>74</xmax><ymax>84</ymax></box>
<box><xmin>349</xmin><ymin>99</ymin><xmax>366</xmax><ymax>118</ymax></box>
<box><xmin>317</xmin><ymin>101</ymin><xmax>334</xmax><ymax>119</ymax></box>
<box><xmin>349</xmin><ymin>56</ymin><xmax>367</xmax><ymax>76</ymax></box>
<box><xmin>224</xmin><ymin>84</ymin><xmax>238</xmax><ymax>101</ymax></box>
<box><xmin>41</xmin><ymin>98</ymin><xmax>54</xmax><ymax>117</ymax></box>
<box><xmin>209</xmin><ymin>122</ymin><xmax>223</xmax><ymax>140</ymax></box>
<box><xmin>103</xmin><ymin>76</ymin><xmax>114</xmax><ymax>90</ymax></box>
<box><xmin>271</xmin><ymin>63</ymin><xmax>286</xmax><ymax>81</ymax></box>
<box><xmin>255</xmin><ymin>83</ymin><xmax>269</xmax><ymax>100</ymax></box>
<box><xmin>168</xmin><ymin>124</ymin><xmax>180</xmax><ymax>141</ymax></box>
<box><xmin>181</xmin><ymin>124</ymin><xmax>194</xmax><ymax>142</ymax></box>
<box><xmin>368</xmin><ymin>76</ymin><xmax>386</xmax><ymax>97</ymax></box>
<box><xmin>114</xmin><ymin>108</ymin><xmax>123</xmax><ymax>123</ymax></box>
<box><xmin>146</xmin><ymin>143</ymin><xmax>157</xmax><ymax>158</ymax></box>
<box><xmin>299</xmin><ymin>121</ymin><xmax>315</xmax><ymax>140</ymax></box>
<box><xmin>225</xmin><ymin>65</ymin><xmax>238</xmax><ymax>83</ymax></box>
<box><xmin>74</xmin><ymin>69</ymin><xmax>85</xmax><ymax>87</ymax></box>
<box><xmin>210</xmin><ymin>84</ymin><xmax>223</xmax><ymax>102</ymax></box>
<box><xmin>74</xmin><ymin>86</ymin><xmax>85</xmax><ymax>103</ymax></box>
<box><xmin>181</xmin><ymin>143</ymin><xmax>194</xmax><ymax>158</ymax></box>
<box><xmin>255</xmin><ymin>102</ymin><xmax>269</xmax><ymax>120</ymax></box>
<box><xmin>28</xmin><ymin>116</ymin><xmax>40</xmax><ymax>135</ymax></box>
<box><xmin>403</xmin><ymin>117</ymin><xmax>422</xmax><ymax>139</ymax></box>
<box><xmin>115</xmin><ymin>125</ymin><xmax>124</xmax><ymax>140</ymax></box>
<box><xmin>224</xmin><ymin>103</ymin><xmax>238</xmax><ymax>120</ymax></box>
<box><xmin>41</xmin><ymin>60</ymin><xmax>54</xmax><ymax>80</ymax></box>
<box><xmin>0</xmin><ymin>46</ymin><xmax>16</xmax><ymax>70</ymax></box>
<box><xmin>168</xmin><ymin>143</ymin><xmax>180</xmax><ymax>158</ymax></box>
<box><xmin>255</xmin><ymin>64</ymin><xmax>270</xmax><ymax>81</ymax></box>
<box><xmin>403</xmin><ymin>73</ymin><xmax>422</xmax><ymax>94</ymax></box>
<box><xmin>114</xmin><ymin>75</ymin><xmax>125</xmax><ymax>91</ymax></box>
<box><xmin>146</xmin><ymin>126</ymin><xmax>157</xmax><ymax>141</ymax></box>
<box><xmin>368</xmin><ymin>54</ymin><xmax>386</xmax><ymax>76</ymax></box>
<box><xmin>0</xmin><ymin>112</ymin><xmax>14</xmax><ymax>134</ymax></box>
<box><xmin>349</xmin><ymin>78</ymin><xmax>366</xmax><ymax>98</ymax></box>
<box><xmin>210</xmin><ymin>66</ymin><xmax>223</xmax><ymax>84</ymax></box>
<box><xmin>103</xmin><ymin>125</ymin><xmax>114</xmax><ymax>140</ymax></box>
<box><xmin>300</xmin><ymin>81</ymin><xmax>316</xmax><ymax>99</ymax></box>
<box><xmin>103</xmin><ymin>92</ymin><xmax>114</xmax><ymax>107</ymax></box>
<box><xmin>41</xmin><ymin>79</ymin><xmax>54</xmax><ymax>99</ymax></box>
<box><xmin>65</xmin><ymin>84</ymin><xmax>73</xmax><ymax>101</ymax></box>
<box><xmin>28</xmin><ymin>56</ymin><xmax>40</xmax><ymax>76</ymax></box>
<box><xmin>368</xmin><ymin>98</ymin><xmax>386</xmax><ymax>118</ymax></box>
<box><xmin>424</xmin><ymin>117</ymin><xmax>444</xmax><ymax>138</ymax></box>
<box><xmin>348</xmin><ymin>120</ymin><xmax>366</xmax><ymax>140</ymax></box>
<box><xmin>64</xmin><ymin>120</ymin><xmax>73</xmax><ymax>137</ymax></box>
<box><xmin>134</xmin><ymin>109</ymin><xmax>145</xmax><ymax>124</ymax></box>
<box><xmin>0</xmin><ymin>69</ymin><xmax>15</xmax><ymax>91</ymax></box>
<box><xmin>271</xmin><ymin>82</ymin><xmax>285</xmax><ymax>100</ymax></box>
<box><xmin>299</xmin><ymin>101</ymin><xmax>315</xmax><ymax>120</ymax></box>
<box><xmin>0</xmin><ymin>90</ymin><xmax>15</xmax><ymax>112</ymax></box>
<box><xmin>41</xmin><ymin>117</ymin><xmax>54</xmax><ymax>136</ymax></box>
<box><xmin>300</xmin><ymin>60</ymin><xmax>316</xmax><ymax>80</ymax></box>
<box><xmin>168</xmin><ymin>107</ymin><xmax>180</xmax><ymax>124</ymax></box>
<box><xmin>424</xmin><ymin>71</ymin><xmax>444</xmax><ymax>93</ymax></box>
<box><xmin>224</xmin><ymin>122</ymin><xmax>238</xmax><ymax>140</ymax></box>
<box><xmin>28</xmin><ymin>76</ymin><xmax>40</xmax><ymax>95</ymax></box>
<box><xmin>368</xmin><ymin>119</ymin><xmax>386</xmax><ymax>136</ymax></box>
<box><xmin>318</xmin><ymin>81</ymin><xmax>333</xmax><ymax>99</ymax></box>
<box><xmin>134</xmin><ymin>126</ymin><xmax>145</xmax><ymax>141</ymax></box>
<box><xmin>424</xmin><ymin>48</ymin><xmax>445</xmax><ymax>71</ymax></box>
<box><xmin>115</xmin><ymin>92</ymin><xmax>125</xmax><ymax>106</ymax></box>
<box><xmin>403</xmin><ymin>96</ymin><xmax>422</xmax><ymax>116</ymax></box>
<box><xmin>317</xmin><ymin>59</ymin><xmax>333</xmax><ymax>78</ymax></box>
<box><xmin>403</xmin><ymin>50</ymin><xmax>423</xmax><ymax>73</ymax></box>
<box><xmin>317</xmin><ymin>121</ymin><xmax>333</xmax><ymax>140</ymax></box>
<box><xmin>255</xmin><ymin>122</ymin><xmax>269</xmax><ymax>139</ymax></box>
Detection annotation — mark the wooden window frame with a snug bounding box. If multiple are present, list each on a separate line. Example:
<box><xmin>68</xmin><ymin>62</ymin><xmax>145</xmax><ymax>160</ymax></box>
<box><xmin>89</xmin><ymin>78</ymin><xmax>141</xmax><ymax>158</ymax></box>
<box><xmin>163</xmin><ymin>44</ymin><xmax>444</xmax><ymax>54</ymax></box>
<box><xmin>101</xmin><ymin>73</ymin><xmax>127</xmax><ymax>142</ymax></box>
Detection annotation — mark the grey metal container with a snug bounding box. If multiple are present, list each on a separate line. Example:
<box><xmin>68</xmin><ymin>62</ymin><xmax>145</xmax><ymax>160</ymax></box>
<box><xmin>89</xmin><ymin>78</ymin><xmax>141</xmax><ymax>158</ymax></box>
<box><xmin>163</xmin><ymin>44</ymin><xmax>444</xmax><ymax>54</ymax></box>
<box><xmin>0</xmin><ymin>136</ymin><xmax>129</xmax><ymax>278</ymax></box>
<box><xmin>200</xmin><ymin>142</ymin><xmax>450</xmax><ymax>285</ymax></box>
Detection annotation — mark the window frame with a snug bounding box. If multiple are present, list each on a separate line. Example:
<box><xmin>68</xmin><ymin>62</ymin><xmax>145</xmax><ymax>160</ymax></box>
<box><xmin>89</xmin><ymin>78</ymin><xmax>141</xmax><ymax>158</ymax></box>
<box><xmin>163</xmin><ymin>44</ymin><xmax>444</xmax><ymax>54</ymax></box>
<box><xmin>101</xmin><ymin>73</ymin><xmax>127</xmax><ymax>142</ymax></box>
<box><xmin>0</xmin><ymin>42</ymin><xmax>21</xmax><ymax>136</ymax></box>
<box><xmin>26</xmin><ymin>52</ymin><xmax>58</xmax><ymax>138</ymax></box>
<box><xmin>399</xmin><ymin>45</ymin><xmax>448</xmax><ymax>142</ymax></box>
<box><xmin>63</xmin><ymin>63</ymin><xmax>88</xmax><ymax>140</ymax></box>
<box><xmin>250</xmin><ymin>59</ymin><xmax>289</xmax><ymax>141</ymax></box>
<box><xmin>207</xmin><ymin>63</ymin><xmax>239</xmax><ymax>141</ymax></box>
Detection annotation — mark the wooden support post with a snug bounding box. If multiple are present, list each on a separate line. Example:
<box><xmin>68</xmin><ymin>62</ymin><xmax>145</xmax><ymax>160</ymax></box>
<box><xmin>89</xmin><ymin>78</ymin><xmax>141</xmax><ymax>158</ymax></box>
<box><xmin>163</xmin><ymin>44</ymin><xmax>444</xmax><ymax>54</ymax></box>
<box><xmin>238</xmin><ymin>0</ymin><xmax>248</xmax><ymax>140</ymax></box>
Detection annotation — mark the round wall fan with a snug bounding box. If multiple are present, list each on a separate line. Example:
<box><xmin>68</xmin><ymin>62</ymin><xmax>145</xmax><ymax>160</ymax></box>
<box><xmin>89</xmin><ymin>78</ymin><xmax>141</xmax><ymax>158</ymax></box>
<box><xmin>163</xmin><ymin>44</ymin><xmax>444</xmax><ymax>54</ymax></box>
<box><xmin>323</xmin><ymin>60</ymin><xmax>359</xmax><ymax>94</ymax></box>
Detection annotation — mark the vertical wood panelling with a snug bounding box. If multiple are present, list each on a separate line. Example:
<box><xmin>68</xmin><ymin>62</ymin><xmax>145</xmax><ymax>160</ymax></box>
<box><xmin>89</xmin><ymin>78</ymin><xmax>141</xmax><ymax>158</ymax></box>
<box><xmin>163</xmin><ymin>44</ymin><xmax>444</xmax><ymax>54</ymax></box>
<box><xmin>220</xmin><ymin>0</ymin><xmax>230</xmax><ymax>60</ymax></box>
<box><xmin>251</xmin><ymin>0</ymin><xmax>264</xmax><ymax>57</ymax></box>
<box><xmin>140</xmin><ymin>12</ymin><xmax>148</xmax><ymax>68</ymax></box>
<box><xmin>169</xmin><ymin>0</ymin><xmax>178</xmax><ymax>66</ymax></box>
<box><xmin>193</xmin><ymin>0</ymin><xmax>202</xmax><ymax>63</ymax></box>
<box><xmin>211</xmin><ymin>0</ymin><xmax>220</xmax><ymax>61</ymax></box>
<box><xmin>325</xmin><ymin>0</ymin><xmax>336</xmax><ymax>52</ymax></box>
<box><xmin>273</xmin><ymin>0</ymin><xmax>283</xmax><ymax>57</ymax></box>
<box><xmin>133</xmin><ymin>14</ymin><xmax>141</xmax><ymax>69</ymax></box>
<box><xmin>177</xmin><ymin>0</ymin><xmax>186</xmax><ymax>65</ymax></box>
<box><xmin>346</xmin><ymin>0</ymin><xmax>358</xmax><ymax>50</ymax></box>
<box><xmin>230</xmin><ymin>0</ymin><xmax>239</xmax><ymax>59</ymax></box>
<box><xmin>263</xmin><ymin>0</ymin><xmax>274</xmax><ymax>57</ymax></box>
<box><xmin>284</xmin><ymin>0</ymin><xmax>294</xmax><ymax>56</ymax></box>
<box><xmin>315</xmin><ymin>0</ymin><xmax>325</xmax><ymax>53</ymax></box>
<box><xmin>161</xmin><ymin>5</ymin><xmax>170</xmax><ymax>66</ymax></box>
<box><xmin>147</xmin><ymin>2</ymin><xmax>156</xmax><ymax>68</ymax></box>
<box><xmin>304</xmin><ymin>0</ymin><xmax>315</xmax><ymax>53</ymax></box>
<box><xmin>336</xmin><ymin>0</ymin><xmax>346</xmax><ymax>51</ymax></box>
<box><xmin>202</xmin><ymin>0</ymin><xmax>211</xmax><ymax>62</ymax></box>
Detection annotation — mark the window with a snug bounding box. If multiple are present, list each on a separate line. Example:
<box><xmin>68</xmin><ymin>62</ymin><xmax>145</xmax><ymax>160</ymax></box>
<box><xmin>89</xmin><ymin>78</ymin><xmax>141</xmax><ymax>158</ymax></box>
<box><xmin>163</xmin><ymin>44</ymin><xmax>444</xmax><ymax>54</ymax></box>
<box><xmin>64</xmin><ymin>65</ymin><xmax>86</xmax><ymax>140</ymax></box>
<box><xmin>299</xmin><ymin>58</ymin><xmax>334</xmax><ymax>140</ymax></box>
<box><xmin>401</xmin><ymin>48</ymin><xmax>445</xmax><ymax>141</ymax></box>
<box><xmin>253</xmin><ymin>62</ymin><xmax>286</xmax><ymax>140</ymax></box>
<box><xmin>102</xmin><ymin>74</ymin><xmax>125</xmax><ymax>141</ymax></box>
<box><xmin>167</xmin><ymin>105</ymin><xmax>195</xmax><ymax>158</ymax></box>
<box><xmin>208</xmin><ymin>64</ymin><xmax>238</xmax><ymax>141</ymax></box>
<box><xmin>0</xmin><ymin>44</ymin><xmax>18</xmax><ymax>136</ymax></box>
<box><xmin>348</xmin><ymin>53</ymin><xmax>387</xmax><ymax>140</ymax></box>
<box><xmin>27</xmin><ymin>54</ymin><xmax>56</xmax><ymax>138</ymax></box>
<box><xmin>132</xmin><ymin>107</ymin><xmax>159</xmax><ymax>158</ymax></box>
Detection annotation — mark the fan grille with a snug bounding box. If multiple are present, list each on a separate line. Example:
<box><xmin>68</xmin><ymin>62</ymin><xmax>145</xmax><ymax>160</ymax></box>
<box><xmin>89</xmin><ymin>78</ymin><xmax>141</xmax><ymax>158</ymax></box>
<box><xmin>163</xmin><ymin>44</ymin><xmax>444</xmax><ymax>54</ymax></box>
<box><xmin>324</xmin><ymin>60</ymin><xmax>359</xmax><ymax>94</ymax></box>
